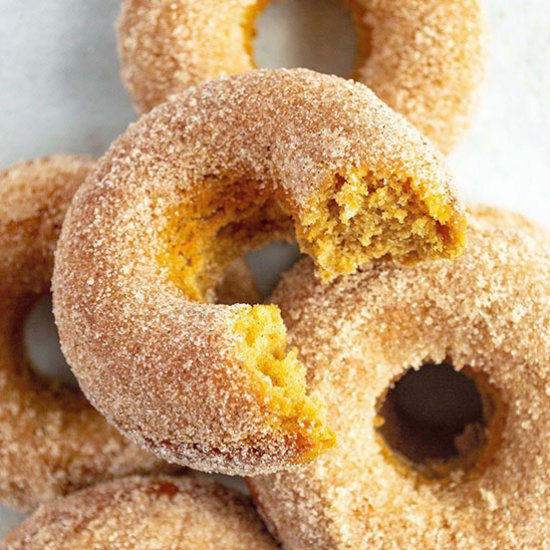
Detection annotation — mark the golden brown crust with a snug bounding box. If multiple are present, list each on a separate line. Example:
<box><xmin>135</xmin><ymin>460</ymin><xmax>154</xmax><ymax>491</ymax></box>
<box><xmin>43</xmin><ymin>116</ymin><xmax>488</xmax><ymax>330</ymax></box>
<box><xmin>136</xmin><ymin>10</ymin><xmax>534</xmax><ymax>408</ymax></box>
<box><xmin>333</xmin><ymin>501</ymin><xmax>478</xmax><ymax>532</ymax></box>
<box><xmin>0</xmin><ymin>475</ymin><xmax>278</xmax><ymax>549</ymax></box>
<box><xmin>0</xmin><ymin>156</ymin><xmax>175</xmax><ymax>512</ymax></box>
<box><xmin>117</xmin><ymin>0</ymin><xmax>486</xmax><ymax>152</ymax></box>
<box><xmin>52</xmin><ymin>69</ymin><xmax>465</xmax><ymax>476</ymax></box>
<box><xmin>248</xmin><ymin>206</ymin><xmax>550</xmax><ymax>549</ymax></box>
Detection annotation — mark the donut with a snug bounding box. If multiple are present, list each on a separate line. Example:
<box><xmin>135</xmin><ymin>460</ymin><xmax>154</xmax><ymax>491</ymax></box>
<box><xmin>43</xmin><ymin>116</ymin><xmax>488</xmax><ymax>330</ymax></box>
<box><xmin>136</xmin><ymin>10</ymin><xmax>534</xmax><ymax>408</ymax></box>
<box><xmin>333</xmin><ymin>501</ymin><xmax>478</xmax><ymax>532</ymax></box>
<box><xmin>0</xmin><ymin>475</ymin><xmax>278</xmax><ymax>549</ymax></box>
<box><xmin>0</xmin><ymin>156</ymin><xmax>189</xmax><ymax>512</ymax></box>
<box><xmin>53</xmin><ymin>68</ymin><xmax>466</xmax><ymax>476</ymax></box>
<box><xmin>117</xmin><ymin>0</ymin><xmax>487</xmax><ymax>152</ymax></box>
<box><xmin>248</xmin><ymin>206</ymin><xmax>550</xmax><ymax>549</ymax></box>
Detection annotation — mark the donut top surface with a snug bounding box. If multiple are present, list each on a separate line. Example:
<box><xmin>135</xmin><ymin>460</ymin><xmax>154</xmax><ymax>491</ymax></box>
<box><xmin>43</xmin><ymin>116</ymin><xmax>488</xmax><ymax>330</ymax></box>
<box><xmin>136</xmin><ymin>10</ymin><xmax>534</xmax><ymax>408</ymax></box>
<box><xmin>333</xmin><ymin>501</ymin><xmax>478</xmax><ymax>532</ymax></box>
<box><xmin>60</xmin><ymin>69</ymin><xmax>465</xmax><ymax>290</ymax></box>
<box><xmin>0</xmin><ymin>476</ymin><xmax>278</xmax><ymax>549</ymax></box>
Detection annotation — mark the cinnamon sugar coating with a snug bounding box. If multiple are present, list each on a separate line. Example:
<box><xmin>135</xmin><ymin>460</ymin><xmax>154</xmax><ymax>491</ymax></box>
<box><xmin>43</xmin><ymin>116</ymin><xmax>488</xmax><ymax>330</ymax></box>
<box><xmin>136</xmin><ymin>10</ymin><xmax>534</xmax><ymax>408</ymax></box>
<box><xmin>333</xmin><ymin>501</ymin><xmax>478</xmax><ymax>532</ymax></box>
<box><xmin>0</xmin><ymin>156</ymin><xmax>179</xmax><ymax>512</ymax></box>
<box><xmin>249</xmin><ymin>206</ymin><xmax>550</xmax><ymax>549</ymax></box>
<box><xmin>52</xmin><ymin>69</ymin><xmax>465</xmax><ymax>476</ymax></box>
<box><xmin>118</xmin><ymin>0</ymin><xmax>486</xmax><ymax>152</ymax></box>
<box><xmin>0</xmin><ymin>475</ymin><xmax>278</xmax><ymax>549</ymax></box>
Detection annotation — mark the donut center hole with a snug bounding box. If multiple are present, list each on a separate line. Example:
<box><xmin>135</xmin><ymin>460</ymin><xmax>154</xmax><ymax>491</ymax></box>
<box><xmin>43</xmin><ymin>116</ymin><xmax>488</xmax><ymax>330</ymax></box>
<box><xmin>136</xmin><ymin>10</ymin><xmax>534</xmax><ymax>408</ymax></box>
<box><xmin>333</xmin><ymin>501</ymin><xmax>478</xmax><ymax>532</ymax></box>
<box><xmin>23</xmin><ymin>294</ymin><xmax>78</xmax><ymax>389</ymax></box>
<box><xmin>254</xmin><ymin>0</ymin><xmax>358</xmax><ymax>77</ymax></box>
<box><xmin>376</xmin><ymin>363</ymin><xmax>502</xmax><ymax>478</ymax></box>
<box><xmin>246</xmin><ymin>242</ymin><xmax>301</xmax><ymax>299</ymax></box>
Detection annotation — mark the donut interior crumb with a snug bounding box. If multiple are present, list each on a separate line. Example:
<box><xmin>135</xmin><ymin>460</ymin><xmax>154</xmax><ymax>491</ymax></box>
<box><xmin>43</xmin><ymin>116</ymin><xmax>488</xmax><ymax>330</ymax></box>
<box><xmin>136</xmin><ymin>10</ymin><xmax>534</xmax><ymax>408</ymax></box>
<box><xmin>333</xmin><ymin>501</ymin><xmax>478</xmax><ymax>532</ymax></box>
<box><xmin>299</xmin><ymin>167</ymin><xmax>463</xmax><ymax>281</ymax></box>
<box><xmin>160</xmin><ymin>168</ymin><xmax>463</xmax><ymax>299</ymax></box>
<box><xmin>232</xmin><ymin>304</ymin><xmax>336</xmax><ymax>459</ymax></box>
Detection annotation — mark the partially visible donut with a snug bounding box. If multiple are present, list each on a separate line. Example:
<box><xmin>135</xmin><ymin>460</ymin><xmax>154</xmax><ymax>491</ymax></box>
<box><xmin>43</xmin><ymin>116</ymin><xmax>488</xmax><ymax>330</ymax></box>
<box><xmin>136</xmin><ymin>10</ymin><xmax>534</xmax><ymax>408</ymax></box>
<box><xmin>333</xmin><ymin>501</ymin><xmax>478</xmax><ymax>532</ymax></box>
<box><xmin>0</xmin><ymin>156</ymin><xmax>184</xmax><ymax>511</ymax></box>
<box><xmin>53</xmin><ymin>69</ymin><xmax>466</xmax><ymax>476</ymax></box>
<box><xmin>249</xmin><ymin>206</ymin><xmax>550</xmax><ymax>549</ymax></box>
<box><xmin>0</xmin><ymin>475</ymin><xmax>278</xmax><ymax>549</ymax></box>
<box><xmin>117</xmin><ymin>0</ymin><xmax>486</xmax><ymax>152</ymax></box>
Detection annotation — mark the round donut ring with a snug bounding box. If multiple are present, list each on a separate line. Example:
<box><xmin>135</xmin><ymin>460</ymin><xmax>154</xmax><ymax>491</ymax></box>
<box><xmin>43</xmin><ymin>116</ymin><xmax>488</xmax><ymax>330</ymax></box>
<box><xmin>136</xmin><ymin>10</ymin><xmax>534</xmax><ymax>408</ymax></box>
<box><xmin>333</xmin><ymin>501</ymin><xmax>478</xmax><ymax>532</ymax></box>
<box><xmin>0</xmin><ymin>475</ymin><xmax>278</xmax><ymax>549</ymax></box>
<box><xmin>53</xmin><ymin>69</ymin><xmax>466</xmax><ymax>476</ymax></box>
<box><xmin>0</xmin><ymin>156</ymin><xmax>183</xmax><ymax>512</ymax></box>
<box><xmin>117</xmin><ymin>0</ymin><xmax>487</xmax><ymax>152</ymax></box>
<box><xmin>248</xmin><ymin>206</ymin><xmax>550</xmax><ymax>549</ymax></box>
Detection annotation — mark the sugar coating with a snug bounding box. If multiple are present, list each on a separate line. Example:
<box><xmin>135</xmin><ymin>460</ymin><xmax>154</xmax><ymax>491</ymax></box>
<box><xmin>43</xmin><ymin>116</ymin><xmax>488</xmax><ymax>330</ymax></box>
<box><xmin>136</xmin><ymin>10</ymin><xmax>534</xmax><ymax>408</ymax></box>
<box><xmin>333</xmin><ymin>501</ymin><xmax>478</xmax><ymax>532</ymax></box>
<box><xmin>52</xmin><ymin>69</ymin><xmax>465</xmax><ymax>476</ymax></box>
<box><xmin>249</xmin><ymin>206</ymin><xmax>550</xmax><ymax>549</ymax></box>
<box><xmin>0</xmin><ymin>475</ymin><xmax>278</xmax><ymax>549</ymax></box>
<box><xmin>117</xmin><ymin>0</ymin><xmax>487</xmax><ymax>152</ymax></box>
<box><xmin>0</xmin><ymin>156</ymin><xmax>180</xmax><ymax>512</ymax></box>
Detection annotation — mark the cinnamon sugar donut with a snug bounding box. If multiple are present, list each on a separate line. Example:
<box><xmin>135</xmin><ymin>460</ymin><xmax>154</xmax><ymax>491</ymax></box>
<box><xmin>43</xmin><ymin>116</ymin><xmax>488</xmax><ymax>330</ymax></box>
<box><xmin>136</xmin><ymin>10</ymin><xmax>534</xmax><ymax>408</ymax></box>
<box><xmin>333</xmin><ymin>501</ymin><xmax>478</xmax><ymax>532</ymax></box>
<box><xmin>53</xmin><ymin>69</ymin><xmax>466</xmax><ymax>476</ymax></box>
<box><xmin>249</xmin><ymin>206</ymin><xmax>550</xmax><ymax>549</ymax></box>
<box><xmin>0</xmin><ymin>475</ymin><xmax>278</xmax><ymax>549</ymax></box>
<box><xmin>0</xmin><ymin>156</ymin><xmax>184</xmax><ymax>512</ymax></box>
<box><xmin>118</xmin><ymin>0</ymin><xmax>486</xmax><ymax>152</ymax></box>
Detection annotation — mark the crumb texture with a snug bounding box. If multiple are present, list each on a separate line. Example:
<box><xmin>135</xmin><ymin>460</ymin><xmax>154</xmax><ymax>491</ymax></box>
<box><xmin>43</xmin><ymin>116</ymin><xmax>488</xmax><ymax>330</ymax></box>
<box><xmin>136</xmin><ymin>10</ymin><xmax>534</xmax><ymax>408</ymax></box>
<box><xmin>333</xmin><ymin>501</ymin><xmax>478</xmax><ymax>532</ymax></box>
<box><xmin>0</xmin><ymin>475</ymin><xmax>278</xmax><ymax>549</ymax></box>
<box><xmin>249</xmin><ymin>206</ymin><xmax>550</xmax><ymax>549</ymax></box>
<box><xmin>118</xmin><ymin>0</ymin><xmax>486</xmax><ymax>151</ymax></box>
<box><xmin>0</xmin><ymin>156</ymin><xmax>174</xmax><ymax>512</ymax></box>
<box><xmin>53</xmin><ymin>69</ymin><xmax>464</xmax><ymax>476</ymax></box>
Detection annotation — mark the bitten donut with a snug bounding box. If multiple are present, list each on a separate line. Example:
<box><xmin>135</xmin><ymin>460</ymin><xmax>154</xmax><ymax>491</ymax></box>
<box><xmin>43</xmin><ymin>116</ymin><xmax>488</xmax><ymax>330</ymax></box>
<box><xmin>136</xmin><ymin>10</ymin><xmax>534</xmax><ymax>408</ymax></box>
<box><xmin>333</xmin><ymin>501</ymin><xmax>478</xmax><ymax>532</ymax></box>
<box><xmin>118</xmin><ymin>0</ymin><xmax>486</xmax><ymax>152</ymax></box>
<box><xmin>0</xmin><ymin>475</ymin><xmax>278</xmax><ymax>549</ymax></box>
<box><xmin>53</xmin><ymin>69</ymin><xmax>466</xmax><ymax>476</ymax></box>
<box><xmin>249</xmin><ymin>206</ymin><xmax>550</xmax><ymax>549</ymax></box>
<box><xmin>0</xmin><ymin>156</ymin><xmax>183</xmax><ymax>512</ymax></box>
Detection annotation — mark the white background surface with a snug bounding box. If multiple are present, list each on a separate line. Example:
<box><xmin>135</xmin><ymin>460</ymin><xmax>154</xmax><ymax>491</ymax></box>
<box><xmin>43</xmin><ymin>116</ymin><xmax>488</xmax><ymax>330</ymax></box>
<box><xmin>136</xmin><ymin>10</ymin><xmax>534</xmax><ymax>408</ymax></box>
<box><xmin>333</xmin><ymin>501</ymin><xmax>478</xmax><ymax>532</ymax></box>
<box><xmin>0</xmin><ymin>0</ymin><xmax>548</xmax><ymax>536</ymax></box>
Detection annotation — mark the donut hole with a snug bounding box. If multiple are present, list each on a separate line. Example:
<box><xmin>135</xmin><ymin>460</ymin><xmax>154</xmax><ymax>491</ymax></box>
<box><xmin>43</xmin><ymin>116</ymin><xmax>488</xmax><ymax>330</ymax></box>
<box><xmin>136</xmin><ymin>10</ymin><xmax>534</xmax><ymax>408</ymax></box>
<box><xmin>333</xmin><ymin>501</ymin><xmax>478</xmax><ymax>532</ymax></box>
<box><xmin>375</xmin><ymin>363</ymin><xmax>504</xmax><ymax>479</ymax></box>
<box><xmin>23</xmin><ymin>294</ymin><xmax>79</xmax><ymax>390</ymax></box>
<box><xmin>161</xmin><ymin>179</ymin><xmax>294</xmax><ymax>302</ymax></box>
<box><xmin>254</xmin><ymin>0</ymin><xmax>360</xmax><ymax>77</ymax></box>
<box><xmin>246</xmin><ymin>242</ymin><xmax>302</xmax><ymax>299</ymax></box>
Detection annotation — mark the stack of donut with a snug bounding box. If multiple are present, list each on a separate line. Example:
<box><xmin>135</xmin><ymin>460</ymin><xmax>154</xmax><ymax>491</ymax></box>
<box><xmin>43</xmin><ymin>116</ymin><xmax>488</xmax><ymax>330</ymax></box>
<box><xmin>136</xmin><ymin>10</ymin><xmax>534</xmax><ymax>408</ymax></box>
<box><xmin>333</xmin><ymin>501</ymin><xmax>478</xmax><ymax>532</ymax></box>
<box><xmin>1</xmin><ymin>2</ymin><xmax>548</xmax><ymax>549</ymax></box>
